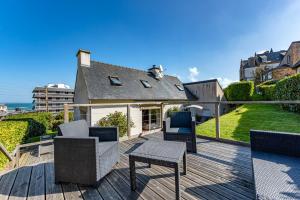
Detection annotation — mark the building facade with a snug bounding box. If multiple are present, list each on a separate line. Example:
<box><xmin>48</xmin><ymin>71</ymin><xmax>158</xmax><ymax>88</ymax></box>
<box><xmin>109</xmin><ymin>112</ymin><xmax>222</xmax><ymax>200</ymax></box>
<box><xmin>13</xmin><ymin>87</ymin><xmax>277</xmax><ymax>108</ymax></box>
<box><xmin>32</xmin><ymin>84</ymin><xmax>74</xmax><ymax>114</ymax></box>
<box><xmin>74</xmin><ymin>49</ymin><xmax>225</xmax><ymax>137</ymax></box>
<box><xmin>240</xmin><ymin>49</ymin><xmax>286</xmax><ymax>81</ymax></box>
<box><xmin>263</xmin><ymin>41</ymin><xmax>300</xmax><ymax>80</ymax></box>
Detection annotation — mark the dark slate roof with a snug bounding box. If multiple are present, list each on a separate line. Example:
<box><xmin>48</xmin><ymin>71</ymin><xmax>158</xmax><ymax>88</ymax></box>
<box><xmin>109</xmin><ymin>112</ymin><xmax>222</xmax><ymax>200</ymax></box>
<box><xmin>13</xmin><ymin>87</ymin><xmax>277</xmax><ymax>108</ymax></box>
<box><xmin>80</xmin><ymin>61</ymin><xmax>197</xmax><ymax>100</ymax></box>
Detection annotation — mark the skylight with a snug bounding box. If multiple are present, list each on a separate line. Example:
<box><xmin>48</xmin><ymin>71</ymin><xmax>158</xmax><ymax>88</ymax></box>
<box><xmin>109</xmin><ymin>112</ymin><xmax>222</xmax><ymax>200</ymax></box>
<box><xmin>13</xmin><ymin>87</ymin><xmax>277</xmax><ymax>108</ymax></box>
<box><xmin>141</xmin><ymin>80</ymin><xmax>152</xmax><ymax>88</ymax></box>
<box><xmin>175</xmin><ymin>84</ymin><xmax>184</xmax><ymax>91</ymax></box>
<box><xmin>109</xmin><ymin>76</ymin><xmax>122</xmax><ymax>86</ymax></box>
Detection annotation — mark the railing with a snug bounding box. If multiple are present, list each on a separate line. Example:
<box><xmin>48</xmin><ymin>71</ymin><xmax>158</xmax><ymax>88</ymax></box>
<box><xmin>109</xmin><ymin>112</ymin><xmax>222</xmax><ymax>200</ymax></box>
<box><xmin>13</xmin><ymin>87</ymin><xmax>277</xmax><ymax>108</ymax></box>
<box><xmin>63</xmin><ymin>100</ymin><xmax>300</xmax><ymax>145</ymax></box>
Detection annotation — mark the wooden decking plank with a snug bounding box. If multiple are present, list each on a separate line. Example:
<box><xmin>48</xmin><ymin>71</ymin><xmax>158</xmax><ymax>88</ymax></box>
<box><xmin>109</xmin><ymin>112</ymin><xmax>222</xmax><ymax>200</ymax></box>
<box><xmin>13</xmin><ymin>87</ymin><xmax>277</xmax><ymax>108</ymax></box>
<box><xmin>45</xmin><ymin>163</ymin><xmax>64</xmax><ymax>200</ymax></box>
<box><xmin>0</xmin><ymin>168</ymin><xmax>18</xmax><ymax>200</ymax></box>
<box><xmin>97</xmin><ymin>178</ymin><xmax>122</xmax><ymax>200</ymax></box>
<box><xmin>9</xmin><ymin>166</ymin><xmax>32</xmax><ymax>200</ymax></box>
<box><xmin>187</xmin><ymin>156</ymin><xmax>254</xmax><ymax>193</ymax></box>
<box><xmin>61</xmin><ymin>183</ymin><xmax>83</xmax><ymax>200</ymax></box>
<box><xmin>27</xmin><ymin>163</ymin><xmax>45</xmax><ymax>200</ymax></box>
<box><xmin>79</xmin><ymin>186</ymin><xmax>103</xmax><ymax>200</ymax></box>
<box><xmin>119</xmin><ymin>154</ymin><xmax>200</xmax><ymax>200</ymax></box>
<box><xmin>115</xmin><ymin>156</ymin><xmax>174</xmax><ymax>199</ymax></box>
<box><xmin>105</xmin><ymin>170</ymin><xmax>143</xmax><ymax>200</ymax></box>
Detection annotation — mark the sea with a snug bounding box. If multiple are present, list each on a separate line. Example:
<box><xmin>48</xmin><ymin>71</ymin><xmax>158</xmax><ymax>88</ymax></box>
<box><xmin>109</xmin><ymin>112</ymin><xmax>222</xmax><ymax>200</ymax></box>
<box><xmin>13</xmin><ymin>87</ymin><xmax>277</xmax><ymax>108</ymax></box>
<box><xmin>2</xmin><ymin>103</ymin><xmax>33</xmax><ymax>112</ymax></box>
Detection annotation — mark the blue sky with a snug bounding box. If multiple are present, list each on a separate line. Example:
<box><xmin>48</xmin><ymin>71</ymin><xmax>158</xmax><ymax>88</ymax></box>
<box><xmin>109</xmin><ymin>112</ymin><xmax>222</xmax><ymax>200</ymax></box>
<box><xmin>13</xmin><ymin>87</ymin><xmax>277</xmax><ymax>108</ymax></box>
<box><xmin>1</xmin><ymin>0</ymin><xmax>300</xmax><ymax>102</ymax></box>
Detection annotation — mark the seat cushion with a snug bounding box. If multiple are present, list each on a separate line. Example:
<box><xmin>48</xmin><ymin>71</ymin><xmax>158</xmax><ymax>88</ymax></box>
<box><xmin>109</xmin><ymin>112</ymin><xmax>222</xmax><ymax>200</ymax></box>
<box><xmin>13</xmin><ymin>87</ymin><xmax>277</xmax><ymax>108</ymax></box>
<box><xmin>58</xmin><ymin>120</ymin><xmax>89</xmax><ymax>137</ymax></box>
<box><xmin>170</xmin><ymin>112</ymin><xmax>191</xmax><ymax>128</ymax></box>
<box><xmin>252</xmin><ymin>151</ymin><xmax>300</xmax><ymax>200</ymax></box>
<box><xmin>98</xmin><ymin>142</ymin><xmax>118</xmax><ymax>155</ymax></box>
<box><xmin>167</xmin><ymin>127</ymin><xmax>192</xmax><ymax>134</ymax></box>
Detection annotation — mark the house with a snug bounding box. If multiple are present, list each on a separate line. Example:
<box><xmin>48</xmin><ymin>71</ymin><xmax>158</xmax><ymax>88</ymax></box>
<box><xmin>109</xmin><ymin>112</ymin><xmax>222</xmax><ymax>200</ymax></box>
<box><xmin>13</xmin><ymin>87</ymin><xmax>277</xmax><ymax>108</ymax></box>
<box><xmin>74</xmin><ymin>49</ymin><xmax>225</xmax><ymax>137</ymax></box>
<box><xmin>240</xmin><ymin>49</ymin><xmax>286</xmax><ymax>81</ymax></box>
<box><xmin>33</xmin><ymin>84</ymin><xmax>74</xmax><ymax>114</ymax></box>
<box><xmin>263</xmin><ymin>41</ymin><xmax>300</xmax><ymax>80</ymax></box>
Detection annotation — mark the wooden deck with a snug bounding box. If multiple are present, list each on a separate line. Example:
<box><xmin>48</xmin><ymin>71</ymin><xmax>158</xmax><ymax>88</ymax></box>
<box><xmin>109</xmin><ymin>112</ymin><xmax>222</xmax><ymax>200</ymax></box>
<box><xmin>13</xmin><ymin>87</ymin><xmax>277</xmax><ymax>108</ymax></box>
<box><xmin>0</xmin><ymin>133</ymin><xmax>255</xmax><ymax>200</ymax></box>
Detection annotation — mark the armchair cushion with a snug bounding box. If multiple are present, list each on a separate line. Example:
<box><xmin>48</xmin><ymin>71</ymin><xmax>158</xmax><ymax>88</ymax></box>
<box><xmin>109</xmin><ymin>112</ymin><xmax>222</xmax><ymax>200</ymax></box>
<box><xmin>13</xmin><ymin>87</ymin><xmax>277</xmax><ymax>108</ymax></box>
<box><xmin>89</xmin><ymin>127</ymin><xmax>119</xmax><ymax>142</ymax></box>
<box><xmin>166</xmin><ymin>127</ymin><xmax>192</xmax><ymax>134</ymax></box>
<box><xmin>58</xmin><ymin>120</ymin><xmax>89</xmax><ymax>137</ymax></box>
<box><xmin>170</xmin><ymin>112</ymin><xmax>192</xmax><ymax>128</ymax></box>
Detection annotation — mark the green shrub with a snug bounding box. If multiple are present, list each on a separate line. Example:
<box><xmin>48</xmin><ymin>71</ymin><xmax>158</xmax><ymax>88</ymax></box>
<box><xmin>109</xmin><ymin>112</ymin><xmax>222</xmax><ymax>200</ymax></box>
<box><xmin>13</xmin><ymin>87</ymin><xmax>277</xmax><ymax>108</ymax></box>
<box><xmin>52</xmin><ymin>112</ymin><xmax>74</xmax><ymax>131</ymax></box>
<box><xmin>256</xmin><ymin>84</ymin><xmax>276</xmax><ymax>100</ymax></box>
<box><xmin>97</xmin><ymin>111</ymin><xmax>134</xmax><ymax>137</ymax></box>
<box><xmin>0</xmin><ymin>121</ymin><xmax>29</xmax><ymax>170</ymax></box>
<box><xmin>274</xmin><ymin>74</ymin><xmax>300</xmax><ymax>112</ymax></box>
<box><xmin>166</xmin><ymin>107</ymin><xmax>180</xmax><ymax>117</ymax></box>
<box><xmin>224</xmin><ymin>81</ymin><xmax>254</xmax><ymax>101</ymax></box>
<box><xmin>6</xmin><ymin>112</ymin><xmax>53</xmax><ymax>136</ymax></box>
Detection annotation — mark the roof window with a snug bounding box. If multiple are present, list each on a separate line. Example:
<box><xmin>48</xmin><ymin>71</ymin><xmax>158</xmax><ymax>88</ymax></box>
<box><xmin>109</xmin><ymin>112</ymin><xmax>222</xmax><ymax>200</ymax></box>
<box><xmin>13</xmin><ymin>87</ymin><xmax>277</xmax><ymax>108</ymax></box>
<box><xmin>109</xmin><ymin>76</ymin><xmax>122</xmax><ymax>86</ymax></box>
<box><xmin>175</xmin><ymin>84</ymin><xmax>184</xmax><ymax>91</ymax></box>
<box><xmin>141</xmin><ymin>80</ymin><xmax>152</xmax><ymax>88</ymax></box>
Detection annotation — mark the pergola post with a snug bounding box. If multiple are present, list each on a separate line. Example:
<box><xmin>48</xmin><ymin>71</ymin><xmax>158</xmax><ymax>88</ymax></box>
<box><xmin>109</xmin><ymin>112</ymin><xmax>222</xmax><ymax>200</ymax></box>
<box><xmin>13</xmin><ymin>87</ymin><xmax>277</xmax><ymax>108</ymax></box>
<box><xmin>215</xmin><ymin>102</ymin><xmax>220</xmax><ymax>139</ymax></box>
<box><xmin>127</xmin><ymin>104</ymin><xmax>131</xmax><ymax>137</ymax></box>
<box><xmin>64</xmin><ymin>104</ymin><xmax>69</xmax><ymax>123</ymax></box>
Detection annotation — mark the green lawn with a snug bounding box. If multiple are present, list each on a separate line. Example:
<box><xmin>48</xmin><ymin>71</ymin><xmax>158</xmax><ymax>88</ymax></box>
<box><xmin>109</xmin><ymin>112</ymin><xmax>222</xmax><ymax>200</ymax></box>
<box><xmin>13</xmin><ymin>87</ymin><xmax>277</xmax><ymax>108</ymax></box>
<box><xmin>196</xmin><ymin>104</ymin><xmax>300</xmax><ymax>143</ymax></box>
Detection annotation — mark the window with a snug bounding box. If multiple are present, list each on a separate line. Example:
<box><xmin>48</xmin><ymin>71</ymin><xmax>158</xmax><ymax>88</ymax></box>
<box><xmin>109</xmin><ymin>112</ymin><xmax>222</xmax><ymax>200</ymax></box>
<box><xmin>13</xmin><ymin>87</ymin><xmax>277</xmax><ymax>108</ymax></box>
<box><xmin>140</xmin><ymin>80</ymin><xmax>152</xmax><ymax>88</ymax></box>
<box><xmin>142</xmin><ymin>109</ymin><xmax>161</xmax><ymax>131</ymax></box>
<box><xmin>287</xmin><ymin>55</ymin><xmax>291</xmax><ymax>64</ymax></box>
<box><xmin>175</xmin><ymin>84</ymin><xmax>184</xmax><ymax>91</ymax></box>
<box><xmin>109</xmin><ymin>76</ymin><xmax>122</xmax><ymax>86</ymax></box>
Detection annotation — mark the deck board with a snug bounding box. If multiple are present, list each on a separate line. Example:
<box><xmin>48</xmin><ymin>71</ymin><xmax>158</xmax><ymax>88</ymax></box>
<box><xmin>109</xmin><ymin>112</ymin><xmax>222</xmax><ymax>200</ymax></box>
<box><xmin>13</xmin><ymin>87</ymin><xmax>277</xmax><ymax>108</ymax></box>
<box><xmin>0</xmin><ymin>133</ymin><xmax>255</xmax><ymax>200</ymax></box>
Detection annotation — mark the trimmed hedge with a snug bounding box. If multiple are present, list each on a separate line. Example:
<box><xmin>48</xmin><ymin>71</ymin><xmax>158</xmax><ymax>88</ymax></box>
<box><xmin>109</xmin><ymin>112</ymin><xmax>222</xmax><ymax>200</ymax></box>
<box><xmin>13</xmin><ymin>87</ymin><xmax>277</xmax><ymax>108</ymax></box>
<box><xmin>52</xmin><ymin>111</ymin><xmax>74</xmax><ymax>131</ymax></box>
<box><xmin>0</xmin><ymin>121</ymin><xmax>29</xmax><ymax>170</ymax></box>
<box><xmin>274</xmin><ymin>74</ymin><xmax>300</xmax><ymax>112</ymax></box>
<box><xmin>256</xmin><ymin>84</ymin><xmax>276</xmax><ymax>100</ymax></box>
<box><xmin>6</xmin><ymin>112</ymin><xmax>53</xmax><ymax>137</ymax></box>
<box><xmin>224</xmin><ymin>81</ymin><xmax>254</xmax><ymax>101</ymax></box>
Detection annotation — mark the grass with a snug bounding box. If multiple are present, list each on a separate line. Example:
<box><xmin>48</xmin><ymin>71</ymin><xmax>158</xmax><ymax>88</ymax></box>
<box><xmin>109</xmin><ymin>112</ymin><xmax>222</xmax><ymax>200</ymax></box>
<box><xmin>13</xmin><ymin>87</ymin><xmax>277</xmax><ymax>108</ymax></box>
<box><xmin>196</xmin><ymin>104</ymin><xmax>300</xmax><ymax>143</ymax></box>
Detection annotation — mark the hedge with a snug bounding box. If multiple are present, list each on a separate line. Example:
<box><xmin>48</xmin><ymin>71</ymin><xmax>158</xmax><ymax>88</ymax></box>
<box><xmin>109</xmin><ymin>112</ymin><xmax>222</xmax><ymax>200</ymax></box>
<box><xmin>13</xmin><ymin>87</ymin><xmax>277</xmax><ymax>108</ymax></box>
<box><xmin>224</xmin><ymin>81</ymin><xmax>254</xmax><ymax>101</ymax></box>
<box><xmin>6</xmin><ymin>112</ymin><xmax>53</xmax><ymax>137</ymax></box>
<box><xmin>274</xmin><ymin>74</ymin><xmax>300</xmax><ymax>112</ymax></box>
<box><xmin>256</xmin><ymin>84</ymin><xmax>276</xmax><ymax>100</ymax></box>
<box><xmin>0</xmin><ymin>121</ymin><xmax>29</xmax><ymax>170</ymax></box>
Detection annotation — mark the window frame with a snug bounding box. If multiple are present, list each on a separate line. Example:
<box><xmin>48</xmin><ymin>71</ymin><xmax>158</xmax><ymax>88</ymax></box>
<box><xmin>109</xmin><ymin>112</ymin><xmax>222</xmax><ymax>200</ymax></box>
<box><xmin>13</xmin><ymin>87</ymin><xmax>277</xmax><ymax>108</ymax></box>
<box><xmin>140</xmin><ymin>80</ymin><xmax>152</xmax><ymax>88</ymax></box>
<box><xmin>109</xmin><ymin>76</ymin><xmax>122</xmax><ymax>86</ymax></box>
<box><xmin>175</xmin><ymin>84</ymin><xmax>184</xmax><ymax>91</ymax></box>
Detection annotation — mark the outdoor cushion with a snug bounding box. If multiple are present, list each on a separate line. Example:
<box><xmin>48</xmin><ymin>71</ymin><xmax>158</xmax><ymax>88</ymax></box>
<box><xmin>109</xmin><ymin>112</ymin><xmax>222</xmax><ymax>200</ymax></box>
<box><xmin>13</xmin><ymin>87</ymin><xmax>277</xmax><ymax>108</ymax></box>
<box><xmin>58</xmin><ymin>120</ymin><xmax>89</xmax><ymax>137</ymax></box>
<box><xmin>252</xmin><ymin>151</ymin><xmax>300</xmax><ymax>200</ymax></box>
<box><xmin>167</xmin><ymin>128</ymin><xmax>192</xmax><ymax>134</ymax></box>
<box><xmin>170</xmin><ymin>112</ymin><xmax>191</xmax><ymax>128</ymax></box>
<box><xmin>98</xmin><ymin>141</ymin><xmax>118</xmax><ymax>155</ymax></box>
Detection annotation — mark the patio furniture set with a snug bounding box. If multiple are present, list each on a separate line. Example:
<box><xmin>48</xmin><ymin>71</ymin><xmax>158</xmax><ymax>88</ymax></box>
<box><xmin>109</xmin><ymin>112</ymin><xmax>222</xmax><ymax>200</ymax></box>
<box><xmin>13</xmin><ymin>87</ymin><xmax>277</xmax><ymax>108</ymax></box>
<box><xmin>54</xmin><ymin>111</ymin><xmax>196</xmax><ymax>199</ymax></box>
<box><xmin>53</xmin><ymin>111</ymin><xmax>300</xmax><ymax>200</ymax></box>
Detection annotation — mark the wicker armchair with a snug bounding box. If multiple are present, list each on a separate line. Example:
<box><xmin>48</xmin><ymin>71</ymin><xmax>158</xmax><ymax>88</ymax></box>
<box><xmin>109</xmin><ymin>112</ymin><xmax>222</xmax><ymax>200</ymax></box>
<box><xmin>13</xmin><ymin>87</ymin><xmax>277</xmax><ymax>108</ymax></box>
<box><xmin>54</xmin><ymin>120</ymin><xmax>119</xmax><ymax>186</ymax></box>
<box><xmin>163</xmin><ymin>111</ymin><xmax>197</xmax><ymax>153</ymax></box>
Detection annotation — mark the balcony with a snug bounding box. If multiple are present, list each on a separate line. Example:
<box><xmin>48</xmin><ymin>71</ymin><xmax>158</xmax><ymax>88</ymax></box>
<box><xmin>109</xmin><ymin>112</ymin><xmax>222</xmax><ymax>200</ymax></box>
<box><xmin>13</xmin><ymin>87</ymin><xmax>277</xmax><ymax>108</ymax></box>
<box><xmin>0</xmin><ymin>132</ymin><xmax>254</xmax><ymax>200</ymax></box>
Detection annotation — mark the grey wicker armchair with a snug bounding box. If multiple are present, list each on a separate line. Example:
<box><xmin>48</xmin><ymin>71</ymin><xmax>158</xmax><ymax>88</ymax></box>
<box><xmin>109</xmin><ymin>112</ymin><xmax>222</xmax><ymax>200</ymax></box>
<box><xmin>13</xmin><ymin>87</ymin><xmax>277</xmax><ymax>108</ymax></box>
<box><xmin>54</xmin><ymin>120</ymin><xmax>119</xmax><ymax>186</ymax></box>
<box><xmin>163</xmin><ymin>111</ymin><xmax>197</xmax><ymax>153</ymax></box>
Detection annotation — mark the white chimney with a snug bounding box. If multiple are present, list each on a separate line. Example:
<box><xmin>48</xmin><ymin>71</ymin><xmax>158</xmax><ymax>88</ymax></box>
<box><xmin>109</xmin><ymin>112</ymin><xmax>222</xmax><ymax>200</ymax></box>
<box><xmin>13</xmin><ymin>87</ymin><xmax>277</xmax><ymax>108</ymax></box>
<box><xmin>76</xmin><ymin>49</ymin><xmax>91</xmax><ymax>67</ymax></box>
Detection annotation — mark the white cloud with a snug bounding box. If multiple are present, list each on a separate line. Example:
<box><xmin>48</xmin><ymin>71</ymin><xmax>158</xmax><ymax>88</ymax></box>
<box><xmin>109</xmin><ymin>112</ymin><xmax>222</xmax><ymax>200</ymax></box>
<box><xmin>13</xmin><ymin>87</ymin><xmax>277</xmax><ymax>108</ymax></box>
<box><xmin>188</xmin><ymin>67</ymin><xmax>199</xmax><ymax>82</ymax></box>
<box><xmin>217</xmin><ymin>77</ymin><xmax>238</xmax><ymax>88</ymax></box>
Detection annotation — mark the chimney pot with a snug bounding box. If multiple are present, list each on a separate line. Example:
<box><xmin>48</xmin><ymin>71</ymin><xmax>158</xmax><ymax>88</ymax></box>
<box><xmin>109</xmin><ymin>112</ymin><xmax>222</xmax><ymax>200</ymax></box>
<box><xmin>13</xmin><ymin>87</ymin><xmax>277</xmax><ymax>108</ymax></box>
<box><xmin>76</xmin><ymin>49</ymin><xmax>91</xmax><ymax>67</ymax></box>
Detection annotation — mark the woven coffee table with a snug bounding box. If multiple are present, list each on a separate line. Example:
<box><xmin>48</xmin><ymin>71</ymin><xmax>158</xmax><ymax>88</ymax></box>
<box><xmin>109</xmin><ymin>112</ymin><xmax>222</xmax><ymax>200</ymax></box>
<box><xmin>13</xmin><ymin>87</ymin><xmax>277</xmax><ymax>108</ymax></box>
<box><xmin>129</xmin><ymin>140</ymin><xmax>187</xmax><ymax>200</ymax></box>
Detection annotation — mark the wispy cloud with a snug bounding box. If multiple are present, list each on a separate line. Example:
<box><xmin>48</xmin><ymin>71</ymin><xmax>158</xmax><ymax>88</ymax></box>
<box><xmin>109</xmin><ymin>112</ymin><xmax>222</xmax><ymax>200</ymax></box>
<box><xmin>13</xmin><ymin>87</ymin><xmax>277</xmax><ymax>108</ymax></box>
<box><xmin>217</xmin><ymin>77</ymin><xmax>238</xmax><ymax>88</ymax></box>
<box><xmin>188</xmin><ymin>67</ymin><xmax>199</xmax><ymax>82</ymax></box>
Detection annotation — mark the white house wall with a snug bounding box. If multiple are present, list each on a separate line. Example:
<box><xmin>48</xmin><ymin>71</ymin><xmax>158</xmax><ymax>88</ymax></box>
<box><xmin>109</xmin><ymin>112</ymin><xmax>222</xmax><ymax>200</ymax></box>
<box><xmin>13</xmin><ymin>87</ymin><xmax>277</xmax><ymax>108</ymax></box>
<box><xmin>90</xmin><ymin>103</ymin><xmax>183</xmax><ymax>137</ymax></box>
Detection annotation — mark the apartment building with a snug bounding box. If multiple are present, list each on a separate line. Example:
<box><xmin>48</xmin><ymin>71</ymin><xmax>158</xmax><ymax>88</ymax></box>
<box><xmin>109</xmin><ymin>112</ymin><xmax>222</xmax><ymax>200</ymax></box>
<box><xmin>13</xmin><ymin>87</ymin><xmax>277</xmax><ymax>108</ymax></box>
<box><xmin>32</xmin><ymin>84</ymin><xmax>74</xmax><ymax>114</ymax></box>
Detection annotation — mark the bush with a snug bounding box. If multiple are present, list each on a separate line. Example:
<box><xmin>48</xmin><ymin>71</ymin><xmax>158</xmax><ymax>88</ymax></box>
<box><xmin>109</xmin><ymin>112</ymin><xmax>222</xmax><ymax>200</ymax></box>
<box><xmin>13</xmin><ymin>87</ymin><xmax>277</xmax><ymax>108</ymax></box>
<box><xmin>166</xmin><ymin>106</ymin><xmax>180</xmax><ymax>117</ymax></box>
<box><xmin>256</xmin><ymin>84</ymin><xmax>276</xmax><ymax>100</ymax></box>
<box><xmin>52</xmin><ymin>111</ymin><xmax>74</xmax><ymax>131</ymax></box>
<box><xmin>0</xmin><ymin>121</ymin><xmax>29</xmax><ymax>169</ymax></box>
<box><xmin>97</xmin><ymin>111</ymin><xmax>134</xmax><ymax>138</ymax></box>
<box><xmin>274</xmin><ymin>74</ymin><xmax>300</xmax><ymax>112</ymax></box>
<box><xmin>5</xmin><ymin>112</ymin><xmax>53</xmax><ymax>137</ymax></box>
<box><xmin>224</xmin><ymin>81</ymin><xmax>254</xmax><ymax>101</ymax></box>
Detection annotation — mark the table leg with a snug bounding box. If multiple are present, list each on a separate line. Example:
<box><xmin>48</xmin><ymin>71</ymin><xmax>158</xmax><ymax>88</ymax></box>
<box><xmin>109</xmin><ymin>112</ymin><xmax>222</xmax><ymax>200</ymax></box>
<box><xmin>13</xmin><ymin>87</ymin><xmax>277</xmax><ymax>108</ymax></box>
<box><xmin>148</xmin><ymin>163</ymin><xmax>151</xmax><ymax>168</ymax></box>
<box><xmin>175</xmin><ymin>164</ymin><xmax>181</xmax><ymax>200</ymax></box>
<box><xmin>183</xmin><ymin>151</ymin><xmax>187</xmax><ymax>175</ymax></box>
<box><xmin>129</xmin><ymin>157</ymin><xmax>136</xmax><ymax>191</ymax></box>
